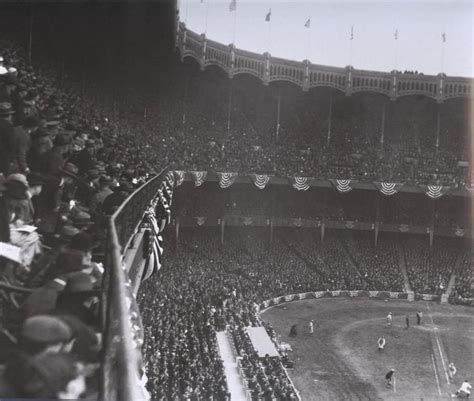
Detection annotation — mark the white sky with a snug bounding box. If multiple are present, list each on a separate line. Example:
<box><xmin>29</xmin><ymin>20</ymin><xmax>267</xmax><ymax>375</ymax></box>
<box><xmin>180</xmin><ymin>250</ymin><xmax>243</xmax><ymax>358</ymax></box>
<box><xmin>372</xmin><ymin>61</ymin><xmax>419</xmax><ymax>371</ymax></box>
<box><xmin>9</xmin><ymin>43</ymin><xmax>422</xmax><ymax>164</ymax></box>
<box><xmin>179</xmin><ymin>0</ymin><xmax>474</xmax><ymax>77</ymax></box>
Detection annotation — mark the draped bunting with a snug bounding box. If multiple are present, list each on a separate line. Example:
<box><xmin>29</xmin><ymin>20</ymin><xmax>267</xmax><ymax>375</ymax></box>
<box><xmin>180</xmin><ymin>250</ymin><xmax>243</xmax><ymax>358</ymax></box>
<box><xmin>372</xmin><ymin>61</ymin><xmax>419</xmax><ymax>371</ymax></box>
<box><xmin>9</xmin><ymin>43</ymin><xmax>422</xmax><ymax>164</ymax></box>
<box><xmin>423</xmin><ymin>185</ymin><xmax>450</xmax><ymax>199</ymax></box>
<box><xmin>143</xmin><ymin>209</ymin><xmax>164</xmax><ymax>279</ymax></box>
<box><xmin>217</xmin><ymin>172</ymin><xmax>238</xmax><ymax>188</ymax></box>
<box><xmin>243</xmin><ymin>217</ymin><xmax>253</xmax><ymax>226</ymax></box>
<box><xmin>250</xmin><ymin>174</ymin><xmax>271</xmax><ymax>189</ymax></box>
<box><xmin>374</xmin><ymin>182</ymin><xmax>404</xmax><ymax>196</ymax></box>
<box><xmin>156</xmin><ymin>189</ymin><xmax>171</xmax><ymax>226</ymax></box>
<box><xmin>345</xmin><ymin>221</ymin><xmax>355</xmax><ymax>229</ymax></box>
<box><xmin>165</xmin><ymin>171</ymin><xmax>175</xmax><ymax>186</ymax></box>
<box><xmin>161</xmin><ymin>180</ymin><xmax>174</xmax><ymax>206</ymax></box>
<box><xmin>455</xmin><ymin>228</ymin><xmax>465</xmax><ymax>237</ymax></box>
<box><xmin>173</xmin><ymin>170</ymin><xmax>185</xmax><ymax>186</ymax></box>
<box><xmin>289</xmin><ymin>176</ymin><xmax>310</xmax><ymax>191</ymax></box>
<box><xmin>330</xmin><ymin>179</ymin><xmax>353</xmax><ymax>193</ymax></box>
<box><xmin>293</xmin><ymin>218</ymin><xmax>302</xmax><ymax>227</ymax></box>
<box><xmin>196</xmin><ymin>217</ymin><xmax>206</xmax><ymax>226</ymax></box>
<box><xmin>399</xmin><ymin>224</ymin><xmax>410</xmax><ymax>233</ymax></box>
<box><xmin>190</xmin><ymin>171</ymin><xmax>207</xmax><ymax>187</ymax></box>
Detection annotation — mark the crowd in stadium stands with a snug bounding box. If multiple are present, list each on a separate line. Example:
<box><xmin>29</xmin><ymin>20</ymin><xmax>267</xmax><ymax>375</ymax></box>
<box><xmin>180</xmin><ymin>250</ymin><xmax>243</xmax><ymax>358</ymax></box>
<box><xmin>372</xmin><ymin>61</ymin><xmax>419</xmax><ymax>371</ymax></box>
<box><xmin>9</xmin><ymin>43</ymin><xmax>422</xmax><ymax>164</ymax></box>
<box><xmin>450</xmin><ymin>253</ymin><xmax>473</xmax><ymax>305</ymax></box>
<box><xmin>0</xmin><ymin>36</ymin><xmax>471</xmax><ymax>401</ymax></box>
<box><xmin>0</xmin><ymin>39</ymin><xmax>157</xmax><ymax>398</ymax></box>
<box><xmin>125</xmin><ymin>63</ymin><xmax>467</xmax><ymax>186</ymax></box>
<box><xmin>54</xmin><ymin>60</ymin><xmax>470</xmax><ymax>187</ymax></box>
<box><xmin>139</xmin><ymin>227</ymin><xmax>471</xmax><ymax>399</ymax></box>
<box><xmin>230</xmin><ymin>325</ymin><xmax>297</xmax><ymax>401</ymax></box>
<box><xmin>402</xmin><ymin>236</ymin><xmax>460</xmax><ymax>295</ymax></box>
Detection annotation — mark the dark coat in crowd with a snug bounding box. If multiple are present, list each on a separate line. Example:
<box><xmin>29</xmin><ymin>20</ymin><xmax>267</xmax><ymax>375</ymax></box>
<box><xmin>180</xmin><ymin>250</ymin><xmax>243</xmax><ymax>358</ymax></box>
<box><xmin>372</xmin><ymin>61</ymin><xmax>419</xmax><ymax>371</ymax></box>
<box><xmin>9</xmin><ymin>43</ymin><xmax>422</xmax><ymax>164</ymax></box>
<box><xmin>0</xmin><ymin>117</ymin><xmax>15</xmax><ymax>175</ymax></box>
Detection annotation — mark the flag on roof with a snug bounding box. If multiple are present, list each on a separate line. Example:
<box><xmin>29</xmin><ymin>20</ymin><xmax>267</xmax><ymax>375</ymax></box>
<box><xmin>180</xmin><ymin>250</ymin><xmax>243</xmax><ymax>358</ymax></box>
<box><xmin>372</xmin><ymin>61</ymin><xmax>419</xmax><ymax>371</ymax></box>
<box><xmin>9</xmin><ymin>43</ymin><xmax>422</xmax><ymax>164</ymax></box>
<box><xmin>229</xmin><ymin>0</ymin><xmax>236</xmax><ymax>12</ymax></box>
<box><xmin>394</xmin><ymin>29</ymin><xmax>398</xmax><ymax>40</ymax></box>
<box><xmin>304</xmin><ymin>18</ymin><xmax>311</xmax><ymax>28</ymax></box>
<box><xmin>442</xmin><ymin>32</ymin><xmax>446</xmax><ymax>43</ymax></box>
<box><xmin>350</xmin><ymin>26</ymin><xmax>354</xmax><ymax>40</ymax></box>
<box><xmin>265</xmin><ymin>9</ymin><xmax>271</xmax><ymax>22</ymax></box>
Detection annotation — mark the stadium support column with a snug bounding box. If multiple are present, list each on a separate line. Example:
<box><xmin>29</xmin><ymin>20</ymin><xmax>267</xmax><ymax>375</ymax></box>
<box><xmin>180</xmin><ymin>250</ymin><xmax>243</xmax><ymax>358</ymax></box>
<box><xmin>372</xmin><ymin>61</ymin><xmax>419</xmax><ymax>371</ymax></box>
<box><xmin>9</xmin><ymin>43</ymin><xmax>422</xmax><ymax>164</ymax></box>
<box><xmin>175</xmin><ymin>217</ymin><xmax>180</xmax><ymax>248</ymax></box>
<box><xmin>220</xmin><ymin>218</ymin><xmax>225</xmax><ymax>245</ymax></box>
<box><xmin>374</xmin><ymin>222</ymin><xmax>379</xmax><ymax>247</ymax></box>
<box><xmin>269</xmin><ymin>218</ymin><xmax>274</xmax><ymax>245</ymax></box>
<box><xmin>327</xmin><ymin>94</ymin><xmax>332</xmax><ymax>146</ymax></box>
<box><xmin>374</xmin><ymin>194</ymin><xmax>380</xmax><ymax>246</ymax></box>
<box><xmin>227</xmin><ymin>79</ymin><xmax>233</xmax><ymax>136</ymax></box>
<box><xmin>276</xmin><ymin>86</ymin><xmax>281</xmax><ymax>140</ymax></box>
<box><xmin>182</xmin><ymin>75</ymin><xmax>189</xmax><ymax>136</ymax></box>
<box><xmin>435</xmin><ymin>104</ymin><xmax>441</xmax><ymax>150</ymax></box>
<box><xmin>429</xmin><ymin>199</ymin><xmax>435</xmax><ymax>248</ymax></box>
<box><xmin>380</xmin><ymin>102</ymin><xmax>386</xmax><ymax>149</ymax></box>
<box><xmin>321</xmin><ymin>222</ymin><xmax>325</xmax><ymax>243</ymax></box>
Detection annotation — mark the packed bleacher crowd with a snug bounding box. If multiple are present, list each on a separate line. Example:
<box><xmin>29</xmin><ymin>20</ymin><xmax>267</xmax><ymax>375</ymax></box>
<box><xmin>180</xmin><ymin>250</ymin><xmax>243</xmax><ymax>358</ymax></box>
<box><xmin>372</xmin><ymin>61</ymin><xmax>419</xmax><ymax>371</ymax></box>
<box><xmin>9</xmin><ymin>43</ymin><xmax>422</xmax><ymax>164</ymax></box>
<box><xmin>0</xmin><ymin>39</ymin><xmax>157</xmax><ymax>398</ymax></box>
<box><xmin>139</xmin><ymin>227</ymin><xmax>471</xmax><ymax>399</ymax></box>
<box><xmin>122</xmin><ymin>63</ymin><xmax>470</xmax><ymax>187</ymax></box>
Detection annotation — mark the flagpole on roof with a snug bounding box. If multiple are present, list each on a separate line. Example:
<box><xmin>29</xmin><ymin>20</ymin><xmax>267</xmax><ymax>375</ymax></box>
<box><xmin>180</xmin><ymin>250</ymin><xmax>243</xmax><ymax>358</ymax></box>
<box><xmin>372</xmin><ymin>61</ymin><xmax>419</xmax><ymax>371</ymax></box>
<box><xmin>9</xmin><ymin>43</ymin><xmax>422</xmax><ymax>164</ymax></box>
<box><xmin>204</xmin><ymin>0</ymin><xmax>210</xmax><ymax>35</ymax></box>
<box><xmin>184</xmin><ymin>0</ymin><xmax>189</xmax><ymax>24</ymax></box>
<box><xmin>232</xmin><ymin>7</ymin><xmax>237</xmax><ymax>44</ymax></box>
<box><xmin>276</xmin><ymin>85</ymin><xmax>281</xmax><ymax>139</ymax></box>
<box><xmin>393</xmin><ymin>28</ymin><xmax>398</xmax><ymax>72</ymax></box>
<box><xmin>440</xmin><ymin>32</ymin><xmax>446</xmax><ymax>74</ymax></box>
<box><xmin>305</xmin><ymin>18</ymin><xmax>311</xmax><ymax>62</ymax></box>
<box><xmin>349</xmin><ymin>25</ymin><xmax>354</xmax><ymax>66</ymax></box>
<box><xmin>265</xmin><ymin>8</ymin><xmax>272</xmax><ymax>53</ymax></box>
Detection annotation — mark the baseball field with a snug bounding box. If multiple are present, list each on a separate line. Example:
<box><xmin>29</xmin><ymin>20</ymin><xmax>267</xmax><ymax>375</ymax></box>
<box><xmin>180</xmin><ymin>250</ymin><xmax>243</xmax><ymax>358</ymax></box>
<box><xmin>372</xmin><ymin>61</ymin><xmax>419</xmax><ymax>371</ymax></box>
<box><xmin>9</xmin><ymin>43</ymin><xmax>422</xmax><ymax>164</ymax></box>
<box><xmin>261</xmin><ymin>298</ymin><xmax>474</xmax><ymax>401</ymax></box>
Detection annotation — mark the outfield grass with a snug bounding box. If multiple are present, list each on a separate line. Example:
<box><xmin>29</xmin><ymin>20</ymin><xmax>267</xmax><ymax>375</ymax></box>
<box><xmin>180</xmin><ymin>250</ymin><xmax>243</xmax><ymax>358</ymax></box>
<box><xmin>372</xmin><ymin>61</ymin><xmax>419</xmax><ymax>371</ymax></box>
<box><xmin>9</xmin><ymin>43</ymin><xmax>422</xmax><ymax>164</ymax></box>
<box><xmin>261</xmin><ymin>298</ymin><xmax>474</xmax><ymax>401</ymax></box>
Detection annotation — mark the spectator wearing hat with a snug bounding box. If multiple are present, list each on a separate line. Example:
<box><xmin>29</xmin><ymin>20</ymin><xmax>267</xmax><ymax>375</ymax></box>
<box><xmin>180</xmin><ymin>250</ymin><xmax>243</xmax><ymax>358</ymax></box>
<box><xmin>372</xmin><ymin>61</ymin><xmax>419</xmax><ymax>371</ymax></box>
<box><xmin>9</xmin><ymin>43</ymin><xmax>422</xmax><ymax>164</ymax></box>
<box><xmin>55</xmin><ymin>272</ymin><xmax>100</xmax><ymax>326</ymax></box>
<box><xmin>11</xmin><ymin>116</ymin><xmax>39</xmax><ymax>174</ymax></box>
<box><xmin>101</xmin><ymin>181</ymin><xmax>133</xmax><ymax>216</ymax></box>
<box><xmin>89</xmin><ymin>175</ymin><xmax>113</xmax><ymax>216</ymax></box>
<box><xmin>5</xmin><ymin>352</ymin><xmax>88</xmax><ymax>400</ymax></box>
<box><xmin>28</xmin><ymin>127</ymin><xmax>53</xmax><ymax>172</ymax></box>
<box><xmin>19</xmin><ymin>313</ymin><xmax>100</xmax><ymax>363</ymax></box>
<box><xmin>22</xmin><ymin>276</ymin><xmax>68</xmax><ymax>318</ymax></box>
<box><xmin>5</xmin><ymin>173</ymin><xmax>33</xmax><ymax>224</ymax></box>
<box><xmin>38</xmin><ymin>134</ymin><xmax>70</xmax><ymax>177</ymax></box>
<box><xmin>0</xmin><ymin>102</ymin><xmax>15</xmax><ymax>175</ymax></box>
<box><xmin>75</xmin><ymin>139</ymin><xmax>97</xmax><ymax>175</ymax></box>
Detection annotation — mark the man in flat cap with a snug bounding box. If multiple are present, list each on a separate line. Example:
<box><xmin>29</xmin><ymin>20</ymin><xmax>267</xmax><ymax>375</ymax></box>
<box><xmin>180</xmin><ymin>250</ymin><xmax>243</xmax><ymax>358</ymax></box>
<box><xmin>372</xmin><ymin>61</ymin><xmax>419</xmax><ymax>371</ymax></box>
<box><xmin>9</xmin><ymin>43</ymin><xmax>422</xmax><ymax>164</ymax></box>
<box><xmin>0</xmin><ymin>102</ymin><xmax>15</xmax><ymax>175</ymax></box>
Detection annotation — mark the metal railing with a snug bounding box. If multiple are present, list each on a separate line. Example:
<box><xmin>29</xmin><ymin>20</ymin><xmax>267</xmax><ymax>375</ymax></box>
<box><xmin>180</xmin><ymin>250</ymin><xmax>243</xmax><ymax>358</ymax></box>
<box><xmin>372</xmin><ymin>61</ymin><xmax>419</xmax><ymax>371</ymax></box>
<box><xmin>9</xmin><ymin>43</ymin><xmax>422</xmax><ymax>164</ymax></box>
<box><xmin>100</xmin><ymin>169</ymin><xmax>169</xmax><ymax>401</ymax></box>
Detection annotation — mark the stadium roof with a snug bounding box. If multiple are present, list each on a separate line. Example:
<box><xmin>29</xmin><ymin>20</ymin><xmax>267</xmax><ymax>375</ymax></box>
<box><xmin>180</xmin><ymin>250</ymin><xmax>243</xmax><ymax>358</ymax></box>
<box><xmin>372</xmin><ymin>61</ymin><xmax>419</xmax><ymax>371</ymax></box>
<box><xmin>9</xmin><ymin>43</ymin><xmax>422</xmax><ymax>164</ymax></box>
<box><xmin>179</xmin><ymin>0</ymin><xmax>474</xmax><ymax>78</ymax></box>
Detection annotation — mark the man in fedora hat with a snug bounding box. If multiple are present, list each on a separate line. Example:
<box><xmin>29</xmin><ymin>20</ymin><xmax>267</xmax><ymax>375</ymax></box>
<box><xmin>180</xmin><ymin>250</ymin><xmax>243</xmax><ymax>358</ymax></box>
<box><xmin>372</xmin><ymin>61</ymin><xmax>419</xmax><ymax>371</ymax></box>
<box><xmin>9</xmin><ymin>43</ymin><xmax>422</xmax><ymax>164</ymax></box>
<box><xmin>89</xmin><ymin>175</ymin><xmax>113</xmax><ymax>216</ymax></box>
<box><xmin>11</xmin><ymin>116</ymin><xmax>36</xmax><ymax>174</ymax></box>
<box><xmin>5</xmin><ymin>173</ymin><xmax>34</xmax><ymax>224</ymax></box>
<box><xmin>0</xmin><ymin>102</ymin><xmax>15</xmax><ymax>175</ymax></box>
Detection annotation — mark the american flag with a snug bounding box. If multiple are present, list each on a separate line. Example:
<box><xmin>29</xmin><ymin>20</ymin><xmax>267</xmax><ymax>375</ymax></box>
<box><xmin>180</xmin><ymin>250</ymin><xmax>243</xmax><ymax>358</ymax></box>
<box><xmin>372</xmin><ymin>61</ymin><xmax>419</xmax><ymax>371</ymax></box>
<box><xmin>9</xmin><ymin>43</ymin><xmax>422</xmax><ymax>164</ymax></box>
<box><xmin>229</xmin><ymin>0</ymin><xmax>236</xmax><ymax>12</ymax></box>
<box><xmin>265</xmin><ymin>9</ymin><xmax>271</xmax><ymax>22</ymax></box>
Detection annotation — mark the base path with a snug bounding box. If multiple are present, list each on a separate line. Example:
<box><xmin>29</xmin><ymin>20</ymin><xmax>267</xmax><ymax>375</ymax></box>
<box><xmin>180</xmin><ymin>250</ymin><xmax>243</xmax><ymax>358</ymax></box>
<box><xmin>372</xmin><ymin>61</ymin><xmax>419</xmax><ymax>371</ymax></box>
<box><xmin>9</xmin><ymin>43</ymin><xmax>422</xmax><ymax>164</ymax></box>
<box><xmin>216</xmin><ymin>331</ymin><xmax>248</xmax><ymax>401</ymax></box>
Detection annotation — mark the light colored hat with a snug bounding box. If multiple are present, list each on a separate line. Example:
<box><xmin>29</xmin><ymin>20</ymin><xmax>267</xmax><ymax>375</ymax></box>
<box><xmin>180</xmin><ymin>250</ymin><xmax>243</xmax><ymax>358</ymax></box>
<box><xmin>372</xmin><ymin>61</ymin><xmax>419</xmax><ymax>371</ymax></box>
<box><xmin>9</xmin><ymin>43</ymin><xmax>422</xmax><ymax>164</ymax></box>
<box><xmin>6</xmin><ymin>173</ymin><xmax>29</xmax><ymax>187</ymax></box>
